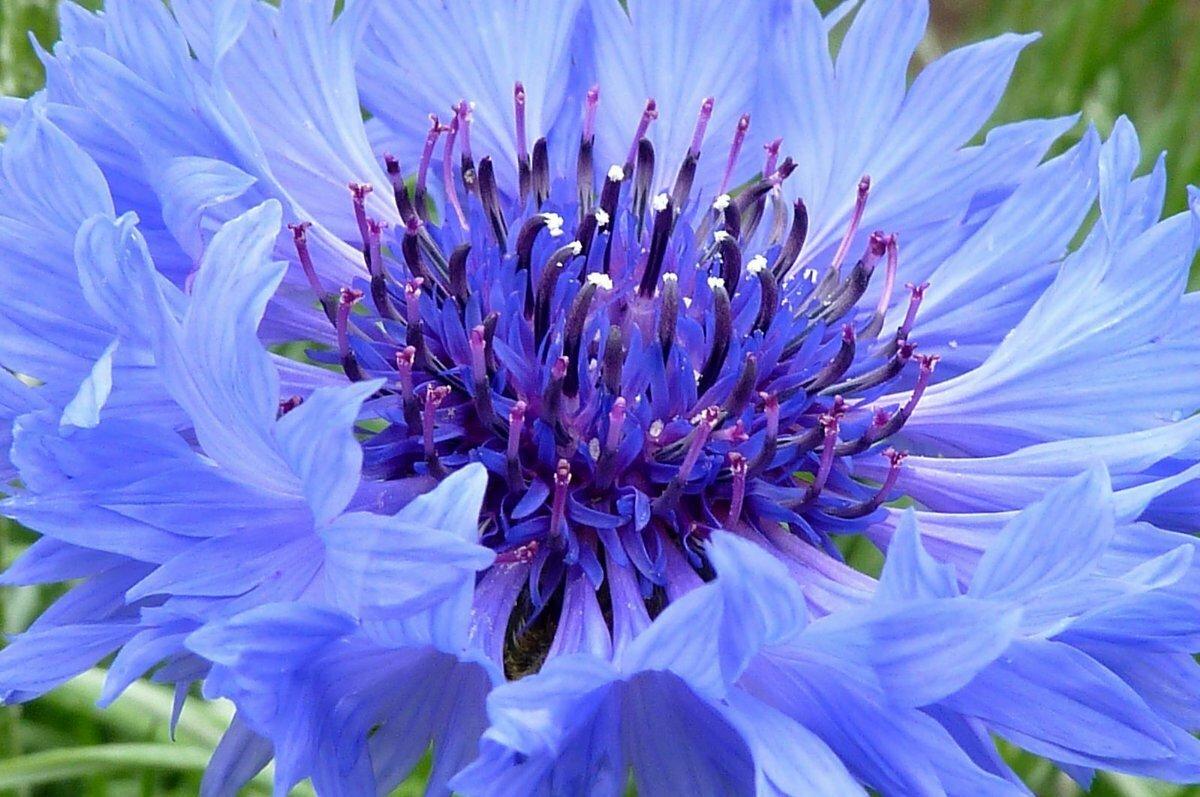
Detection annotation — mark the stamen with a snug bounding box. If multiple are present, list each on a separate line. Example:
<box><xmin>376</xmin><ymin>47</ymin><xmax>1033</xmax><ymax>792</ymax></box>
<box><xmin>803</xmin><ymin>413</ymin><xmax>840</xmax><ymax>502</ymax></box>
<box><xmin>697</xmin><ymin>277</ymin><xmax>732</xmax><ymax>396</ymax></box>
<box><xmin>828</xmin><ymin>176</ymin><xmax>871</xmax><ymax>276</ymax></box>
<box><xmin>506</xmin><ymin>400</ymin><xmax>527</xmax><ymax>487</ymax></box>
<box><xmin>633</xmin><ymin>137</ymin><xmax>656</xmax><ymax>231</ymax></box>
<box><xmin>477</xmin><ymin>157</ymin><xmax>508</xmax><ymax>250</ymax></box>
<box><xmin>804</xmin><ymin>325</ymin><xmax>856</xmax><ymax>393</ymax></box>
<box><xmin>723</xmin><ymin>354</ymin><xmax>757</xmax><ymax>415</ymax></box>
<box><xmin>534</xmin><ymin>241</ymin><xmax>583</xmax><ymax>344</ymax></box>
<box><xmin>456</xmin><ymin>101</ymin><xmax>476</xmax><ymax>192</ymax></box>
<box><xmin>605</xmin><ymin>396</ymin><xmax>627</xmax><ymax>453</ymax></box>
<box><xmin>826</xmin><ymin>448</ymin><xmax>906</xmax><ymax>518</ymax></box>
<box><xmin>815</xmin><ymin>231</ymin><xmax>886</xmax><ymax>324</ymax></box>
<box><xmin>288</xmin><ymin>222</ymin><xmax>337</xmax><ymax>322</ymax></box>
<box><xmin>749</xmin><ymin>256</ymin><xmax>778</xmax><ymax>332</ymax></box>
<box><xmin>543</xmin><ymin>356</ymin><xmax>571</xmax><ymax>446</ymax></box>
<box><xmin>602</xmin><ymin>325</ymin><xmax>625</xmax><ymax>395</ymax></box>
<box><xmin>531</xmin><ymin>138</ymin><xmax>551</xmax><ymax>208</ymax></box>
<box><xmin>395</xmin><ymin>346</ymin><xmax>419</xmax><ymax>427</ymax></box>
<box><xmin>689</xmin><ymin>97</ymin><xmax>715</xmax><ymax>156</ymax></box>
<box><xmin>336</xmin><ymin>287</ymin><xmax>364</xmax><ymax>381</ymax></box>
<box><xmin>771</xmin><ymin>199</ymin><xmax>809</xmax><ymax>278</ymax></box>
<box><xmin>349</xmin><ymin>182</ymin><xmax>373</xmax><ymax>252</ymax></box>
<box><xmin>366</xmin><ymin>219</ymin><xmax>400</xmax><ymax>321</ymax></box>
<box><xmin>441</xmin><ymin>113</ymin><xmax>469</xmax><ymax>230</ymax></box>
<box><xmin>384</xmin><ymin>155</ymin><xmax>419</xmax><ymax>226</ymax></box>
<box><xmin>278</xmin><ymin>395</ymin><xmax>304</xmax><ymax>417</ymax></box>
<box><xmin>514</xmin><ymin>83</ymin><xmax>532</xmax><ymax>204</ymax></box>
<box><xmin>898</xmin><ymin>281</ymin><xmax>928</xmax><ymax>341</ymax></box>
<box><xmin>747</xmin><ymin>392</ymin><xmax>780</xmax><ymax>474</ymax></box>
<box><xmin>470</xmin><ymin>325</ymin><xmax>496</xmax><ymax>426</ymax></box>
<box><xmin>625</xmin><ymin>99</ymin><xmax>659</xmax><ymax>170</ymax></box>
<box><xmin>727</xmin><ymin>452</ymin><xmax>747</xmax><ymax>527</ymax></box>
<box><xmin>715</xmin><ymin>233</ymin><xmax>742</xmax><ymax>295</ymax></box>
<box><xmin>403</xmin><ymin>278</ymin><xmax>424</xmax><ymax>352</ymax></box>
<box><xmin>422</xmin><ymin>384</ymin><xmax>450</xmax><ymax>478</ymax></box>
<box><xmin>861</xmin><ymin>233</ymin><xmax>899</xmax><ymax>340</ymax></box>
<box><xmin>824</xmin><ymin>340</ymin><xmax>915</xmax><ymax>396</ymax></box>
<box><xmin>415</xmin><ymin>115</ymin><xmax>443</xmax><ymax>217</ymax></box>
<box><xmin>719</xmin><ymin>113</ymin><xmax>751</xmax><ymax>195</ymax></box>
<box><xmin>578</xmin><ymin>86</ymin><xmax>600</xmax><ymax>211</ymax></box>
<box><xmin>562</xmin><ymin>274</ymin><xmax>612</xmax><ymax>398</ymax></box>
<box><xmin>448</xmin><ymin>243</ymin><xmax>471</xmax><ymax>308</ymax></box>
<box><xmin>638</xmin><ymin>194</ymin><xmax>674</xmax><ymax>297</ymax></box>
<box><xmin>762</xmin><ymin>137</ymin><xmax>782</xmax><ymax>178</ymax></box>
<box><xmin>549</xmin><ymin>459</ymin><xmax>572</xmax><ymax>539</ymax></box>
<box><xmin>598</xmin><ymin>165</ymin><xmax>625</xmax><ymax>228</ymax></box>
<box><xmin>658</xmin><ymin>272</ymin><xmax>680</xmax><ymax>361</ymax></box>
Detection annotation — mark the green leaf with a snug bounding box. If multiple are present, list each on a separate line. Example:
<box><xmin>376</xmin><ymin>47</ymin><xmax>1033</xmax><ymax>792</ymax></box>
<box><xmin>0</xmin><ymin>743</ymin><xmax>213</xmax><ymax>789</ymax></box>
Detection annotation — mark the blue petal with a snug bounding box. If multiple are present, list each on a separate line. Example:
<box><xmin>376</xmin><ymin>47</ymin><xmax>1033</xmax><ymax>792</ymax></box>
<box><xmin>943</xmin><ymin>638</ymin><xmax>1175</xmax><ymax>768</ymax></box>
<box><xmin>200</xmin><ymin>714</ymin><xmax>273</xmax><ymax>797</ymax></box>
<box><xmin>875</xmin><ymin>508</ymin><xmax>960</xmax><ymax>600</ymax></box>
<box><xmin>273</xmin><ymin>379</ymin><xmax>381</xmax><ymax>527</ymax></box>
<box><xmin>969</xmin><ymin>466</ymin><xmax>1114</xmax><ymax>600</ymax></box>
<box><xmin>619</xmin><ymin>531</ymin><xmax>807</xmax><ymax>698</ymax></box>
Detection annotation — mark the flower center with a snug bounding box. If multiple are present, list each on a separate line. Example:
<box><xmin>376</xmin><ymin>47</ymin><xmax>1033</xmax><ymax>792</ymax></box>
<box><xmin>289</xmin><ymin>84</ymin><xmax>935</xmax><ymax>673</ymax></box>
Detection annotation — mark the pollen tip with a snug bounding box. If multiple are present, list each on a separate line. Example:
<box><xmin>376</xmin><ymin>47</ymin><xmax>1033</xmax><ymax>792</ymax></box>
<box><xmin>747</xmin><ymin>255</ymin><xmax>768</xmax><ymax>274</ymax></box>
<box><xmin>713</xmin><ymin>193</ymin><xmax>732</xmax><ymax>210</ymax></box>
<box><xmin>587</xmin><ymin>273</ymin><xmax>614</xmax><ymax>291</ymax></box>
<box><xmin>607</xmin><ymin>164</ymin><xmax>626</xmax><ymax>182</ymax></box>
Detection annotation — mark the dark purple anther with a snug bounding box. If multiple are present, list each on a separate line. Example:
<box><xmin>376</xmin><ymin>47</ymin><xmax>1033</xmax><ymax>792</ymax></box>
<box><xmin>723</xmin><ymin>355</ymin><xmax>758</xmax><ymax>415</ymax></box>
<box><xmin>532</xmin><ymin>138</ymin><xmax>550</xmax><ymax>208</ymax></box>
<box><xmin>606</xmin><ymin>396</ymin><xmax>627</xmax><ymax>453</ymax></box>
<box><xmin>637</xmin><ymin>194</ymin><xmax>674</xmax><ymax>297</ymax></box>
<box><xmin>598</xmin><ymin>164</ymin><xmax>625</xmax><ymax>228</ymax></box>
<box><xmin>698</xmin><ymin>277</ymin><xmax>732</xmax><ymax>396</ymax></box>
<box><xmin>748</xmin><ymin>392</ymin><xmax>780</xmax><ymax>475</ymax></box>
<box><xmin>719</xmin><ymin>113</ymin><xmax>751</xmax><ymax>195</ymax></box>
<box><xmin>714</xmin><ymin>232</ymin><xmax>742</xmax><ymax>295</ymax></box>
<box><xmin>602</xmin><ymin>325</ymin><xmax>625</xmax><ymax>396</ymax></box>
<box><xmin>805</xmin><ymin>325</ymin><xmax>857</xmax><ymax>393</ymax></box>
<box><xmin>633</xmin><ymin>137</ymin><xmax>656</xmax><ymax>231</ymax></box>
<box><xmin>534</xmin><ymin>240</ymin><xmax>582</xmax><ymax>344</ymax></box>
<box><xmin>771</xmin><ymin>199</ymin><xmax>809</xmax><ymax>278</ymax></box>
<box><xmin>384</xmin><ymin>155</ymin><xmax>419</xmax><ymax>227</ymax></box>
<box><xmin>395</xmin><ymin>346</ymin><xmax>418</xmax><ymax>426</ymax></box>
<box><xmin>625</xmin><ymin>98</ymin><xmax>658</xmax><ymax>170</ymax></box>
<box><xmin>749</xmin><ymin>256</ymin><xmax>778</xmax><ymax>333</ymax></box>
<box><xmin>278</xmin><ymin>395</ymin><xmax>304</xmax><ymax>417</ymax></box>
<box><xmin>477</xmin><ymin>157</ymin><xmax>508</xmax><ymax>250</ymax></box>
<box><xmin>448</xmin><ymin>243</ymin><xmax>471</xmax><ymax>308</ymax></box>
<box><xmin>562</xmin><ymin>274</ymin><xmax>612</xmax><ymax>398</ymax></box>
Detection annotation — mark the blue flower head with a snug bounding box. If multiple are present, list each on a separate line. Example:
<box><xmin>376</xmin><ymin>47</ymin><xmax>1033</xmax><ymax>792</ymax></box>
<box><xmin>3</xmin><ymin>1</ymin><xmax>1200</xmax><ymax>795</ymax></box>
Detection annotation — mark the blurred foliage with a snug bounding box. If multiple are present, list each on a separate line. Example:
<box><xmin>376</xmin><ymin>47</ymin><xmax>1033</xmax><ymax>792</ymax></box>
<box><xmin>3</xmin><ymin>0</ymin><xmax>1200</xmax><ymax>795</ymax></box>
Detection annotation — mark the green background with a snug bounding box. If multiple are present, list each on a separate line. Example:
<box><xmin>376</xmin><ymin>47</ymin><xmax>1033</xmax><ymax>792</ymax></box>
<box><xmin>1</xmin><ymin>0</ymin><xmax>1199</xmax><ymax>794</ymax></box>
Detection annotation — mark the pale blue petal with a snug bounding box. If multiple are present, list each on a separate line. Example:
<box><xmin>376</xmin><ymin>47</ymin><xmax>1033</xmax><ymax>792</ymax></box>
<box><xmin>969</xmin><ymin>467</ymin><xmax>1115</xmax><ymax>600</ymax></box>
